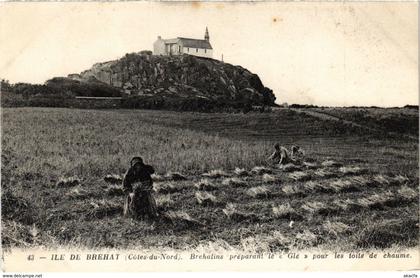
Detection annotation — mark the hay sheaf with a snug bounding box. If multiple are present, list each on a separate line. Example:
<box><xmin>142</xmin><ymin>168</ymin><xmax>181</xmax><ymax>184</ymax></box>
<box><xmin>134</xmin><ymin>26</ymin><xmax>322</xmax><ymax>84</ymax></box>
<box><xmin>56</xmin><ymin>176</ymin><xmax>80</xmax><ymax>187</ymax></box>
<box><xmin>397</xmin><ymin>185</ymin><xmax>418</xmax><ymax>201</ymax></box>
<box><xmin>323</xmin><ymin>221</ymin><xmax>351</xmax><ymax>237</ymax></box>
<box><xmin>262</xmin><ymin>174</ymin><xmax>279</xmax><ymax>183</ymax></box>
<box><xmin>246</xmin><ymin>186</ymin><xmax>270</xmax><ymax>199</ymax></box>
<box><xmin>272</xmin><ymin>203</ymin><xmax>301</xmax><ymax>220</ymax></box>
<box><xmin>279</xmin><ymin>163</ymin><xmax>302</xmax><ymax>172</ymax></box>
<box><xmin>165</xmin><ymin>172</ymin><xmax>187</xmax><ymax>181</ymax></box>
<box><xmin>194</xmin><ymin>179</ymin><xmax>218</xmax><ymax>191</ymax></box>
<box><xmin>281</xmin><ymin>184</ymin><xmax>302</xmax><ymax>196</ymax></box>
<box><xmin>153</xmin><ymin>182</ymin><xmax>180</xmax><ymax>194</ymax></box>
<box><xmin>288</xmin><ymin>171</ymin><xmax>311</xmax><ymax>182</ymax></box>
<box><xmin>321</xmin><ymin>160</ymin><xmax>343</xmax><ymax>167</ymax></box>
<box><xmin>156</xmin><ymin>194</ymin><xmax>174</xmax><ymax>210</ymax></box>
<box><xmin>66</xmin><ymin>187</ymin><xmax>93</xmax><ymax>199</ymax></box>
<box><xmin>234</xmin><ymin>168</ymin><xmax>249</xmax><ymax>177</ymax></box>
<box><xmin>332</xmin><ymin>199</ymin><xmax>360</xmax><ymax>212</ymax></box>
<box><xmin>85</xmin><ymin>200</ymin><xmax>123</xmax><ymax>220</ymax></box>
<box><xmin>339</xmin><ymin>166</ymin><xmax>368</xmax><ymax>176</ymax></box>
<box><xmin>106</xmin><ymin>185</ymin><xmax>125</xmax><ymax>197</ymax></box>
<box><xmin>202</xmin><ymin>169</ymin><xmax>230</xmax><ymax>179</ymax></box>
<box><xmin>103</xmin><ymin>174</ymin><xmax>123</xmax><ymax>184</ymax></box>
<box><xmin>301</xmin><ymin>201</ymin><xmax>329</xmax><ymax>215</ymax></box>
<box><xmin>251</xmin><ymin>166</ymin><xmax>272</xmax><ymax>175</ymax></box>
<box><xmin>303</xmin><ymin>162</ymin><xmax>318</xmax><ymax>169</ymax></box>
<box><xmin>163</xmin><ymin>211</ymin><xmax>203</xmax><ymax>228</ymax></box>
<box><xmin>373</xmin><ymin>174</ymin><xmax>392</xmax><ymax>186</ymax></box>
<box><xmin>151</xmin><ymin>173</ymin><xmax>165</xmax><ymax>182</ymax></box>
<box><xmin>328</xmin><ymin>179</ymin><xmax>357</xmax><ymax>192</ymax></box>
<box><xmin>357</xmin><ymin>191</ymin><xmax>396</xmax><ymax>208</ymax></box>
<box><xmin>295</xmin><ymin>230</ymin><xmax>319</xmax><ymax>247</ymax></box>
<box><xmin>195</xmin><ymin>191</ymin><xmax>218</xmax><ymax>206</ymax></box>
<box><xmin>222</xmin><ymin>177</ymin><xmax>247</xmax><ymax>187</ymax></box>
<box><xmin>222</xmin><ymin>203</ymin><xmax>259</xmax><ymax>222</ymax></box>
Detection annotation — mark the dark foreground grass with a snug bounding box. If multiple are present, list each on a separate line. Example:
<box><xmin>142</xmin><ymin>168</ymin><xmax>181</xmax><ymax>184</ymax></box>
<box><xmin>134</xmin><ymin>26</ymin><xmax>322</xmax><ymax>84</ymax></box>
<box><xmin>1</xmin><ymin>107</ymin><xmax>418</xmax><ymax>251</ymax></box>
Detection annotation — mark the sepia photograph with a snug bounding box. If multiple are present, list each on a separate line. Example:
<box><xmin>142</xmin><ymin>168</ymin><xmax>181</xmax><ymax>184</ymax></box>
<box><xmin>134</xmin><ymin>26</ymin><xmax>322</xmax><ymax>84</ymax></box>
<box><xmin>0</xmin><ymin>1</ymin><xmax>418</xmax><ymax>272</ymax></box>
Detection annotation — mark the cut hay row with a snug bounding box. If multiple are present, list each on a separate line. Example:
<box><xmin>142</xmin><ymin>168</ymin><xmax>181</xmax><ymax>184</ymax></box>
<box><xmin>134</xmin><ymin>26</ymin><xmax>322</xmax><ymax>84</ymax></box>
<box><xmin>103</xmin><ymin>174</ymin><xmax>123</xmax><ymax>184</ymax></box>
<box><xmin>56</xmin><ymin>176</ymin><xmax>80</xmax><ymax>187</ymax></box>
<box><xmin>202</xmin><ymin>169</ymin><xmax>230</xmax><ymax>179</ymax></box>
<box><xmin>195</xmin><ymin>191</ymin><xmax>217</xmax><ymax>206</ymax></box>
<box><xmin>222</xmin><ymin>203</ymin><xmax>258</xmax><ymax>222</ymax></box>
<box><xmin>194</xmin><ymin>179</ymin><xmax>218</xmax><ymax>191</ymax></box>
<box><xmin>222</xmin><ymin>177</ymin><xmax>247</xmax><ymax>187</ymax></box>
<box><xmin>246</xmin><ymin>186</ymin><xmax>270</xmax><ymax>198</ymax></box>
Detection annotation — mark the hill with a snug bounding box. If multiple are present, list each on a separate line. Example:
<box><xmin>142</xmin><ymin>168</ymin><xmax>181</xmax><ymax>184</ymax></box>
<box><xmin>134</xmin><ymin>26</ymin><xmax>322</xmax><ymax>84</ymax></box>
<box><xmin>68</xmin><ymin>52</ymin><xmax>276</xmax><ymax>106</ymax></box>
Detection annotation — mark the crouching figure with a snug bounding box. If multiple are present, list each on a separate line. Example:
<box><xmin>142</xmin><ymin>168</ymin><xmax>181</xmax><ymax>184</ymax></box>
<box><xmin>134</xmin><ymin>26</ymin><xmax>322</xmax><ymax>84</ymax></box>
<box><xmin>123</xmin><ymin>156</ymin><xmax>158</xmax><ymax>220</ymax></box>
<box><xmin>267</xmin><ymin>143</ymin><xmax>305</xmax><ymax>165</ymax></box>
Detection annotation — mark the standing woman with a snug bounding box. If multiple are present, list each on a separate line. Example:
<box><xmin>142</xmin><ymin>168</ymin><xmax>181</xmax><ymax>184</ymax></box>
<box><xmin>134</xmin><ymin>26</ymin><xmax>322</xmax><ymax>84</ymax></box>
<box><xmin>122</xmin><ymin>156</ymin><xmax>158</xmax><ymax>220</ymax></box>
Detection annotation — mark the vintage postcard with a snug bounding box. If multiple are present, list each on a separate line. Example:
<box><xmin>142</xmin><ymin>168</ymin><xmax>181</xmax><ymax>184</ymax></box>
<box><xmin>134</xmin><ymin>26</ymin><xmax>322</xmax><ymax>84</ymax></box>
<box><xmin>0</xmin><ymin>1</ymin><xmax>418</xmax><ymax>273</ymax></box>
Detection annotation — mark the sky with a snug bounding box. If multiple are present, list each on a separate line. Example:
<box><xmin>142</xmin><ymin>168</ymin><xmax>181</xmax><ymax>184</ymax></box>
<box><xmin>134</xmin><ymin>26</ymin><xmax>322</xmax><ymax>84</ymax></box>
<box><xmin>0</xmin><ymin>2</ymin><xmax>418</xmax><ymax>106</ymax></box>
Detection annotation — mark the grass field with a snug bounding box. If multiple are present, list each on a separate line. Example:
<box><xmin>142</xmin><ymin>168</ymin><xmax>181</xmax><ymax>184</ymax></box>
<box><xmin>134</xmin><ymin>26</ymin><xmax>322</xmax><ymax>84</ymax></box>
<box><xmin>1</xmin><ymin>107</ymin><xmax>418</xmax><ymax>251</ymax></box>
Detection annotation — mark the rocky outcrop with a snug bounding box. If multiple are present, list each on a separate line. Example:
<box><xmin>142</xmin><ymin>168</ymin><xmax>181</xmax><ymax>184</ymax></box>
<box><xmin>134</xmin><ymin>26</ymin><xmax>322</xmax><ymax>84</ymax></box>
<box><xmin>70</xmin><ymin>52</ymin><xmax>275</xmax><ymax>105</ymax></box>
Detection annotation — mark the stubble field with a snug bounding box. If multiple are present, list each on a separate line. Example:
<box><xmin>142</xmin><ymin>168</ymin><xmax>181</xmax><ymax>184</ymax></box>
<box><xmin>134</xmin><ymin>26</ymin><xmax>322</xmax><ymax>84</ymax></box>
<box><xmin>1</xmin><ymin>107</ymin><xmax>418</xmax><ymax>252</ymax></box>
